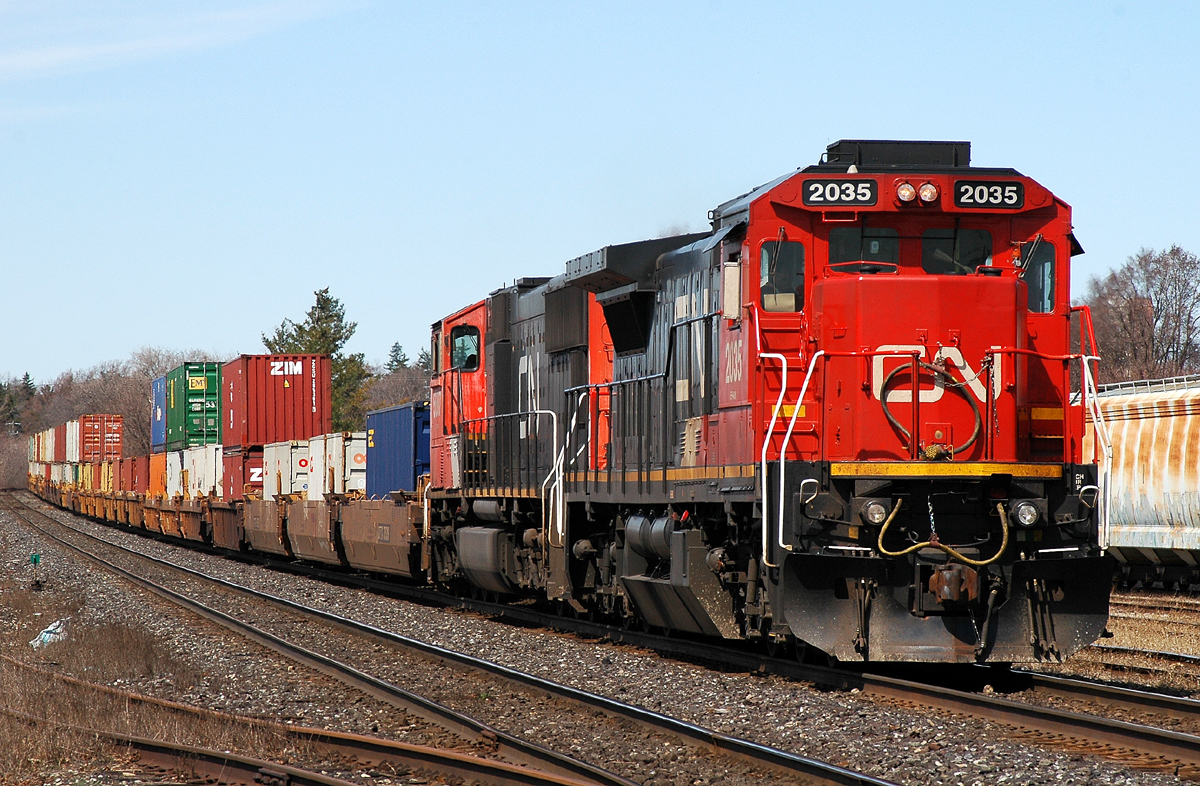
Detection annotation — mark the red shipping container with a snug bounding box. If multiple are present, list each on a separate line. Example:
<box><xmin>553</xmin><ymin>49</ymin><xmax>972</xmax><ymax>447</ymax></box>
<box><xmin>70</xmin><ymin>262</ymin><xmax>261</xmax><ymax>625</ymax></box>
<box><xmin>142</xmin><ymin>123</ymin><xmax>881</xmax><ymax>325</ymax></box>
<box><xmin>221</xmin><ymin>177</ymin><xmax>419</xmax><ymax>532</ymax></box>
<box><xmin>222</xmin><ymin>447</ymin><xmax>264</xmax><ymax>500</ymax></box>
<box><xmin>119</xmin><ymin>458</ymin><xmax>133</xmax><ymax>492</ymax></box>
<box><xmin>222</xmin><ymin>355</ymin><xmax>332</xmax><ymax>449</ymax></box>
<box><xmin>81</xmin><ymin>414</ymin><xmax>123</xmax><ymax>461</ymax></box>
<box><xmin>132</xmin><ymin>455</ymin><xmax>150</xmax><ymax>494</ymax></box>
<box><xmin>53</xmin><ymin>424</ymin><xmax>67</xmax><ymax>462</ymax></box>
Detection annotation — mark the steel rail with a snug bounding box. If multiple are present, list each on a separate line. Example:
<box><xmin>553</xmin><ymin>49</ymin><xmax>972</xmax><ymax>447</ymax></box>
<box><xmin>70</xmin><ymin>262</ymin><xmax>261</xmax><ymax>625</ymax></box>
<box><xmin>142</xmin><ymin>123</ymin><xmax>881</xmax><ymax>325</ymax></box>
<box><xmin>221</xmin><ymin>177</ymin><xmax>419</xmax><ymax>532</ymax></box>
<box><xmin>26</xmin><ymin>489</ymin><xmax>1200</xmax><ymax>769</ymax></box>
<box><xmin>0</xmin><ymin>654</ymin><xmax>612</xmax><ymax>786</ymax></box>
<box><xmin>4</xmin><ymin>706</ymin><xmax>596</xmax><ymax>786</ymax></box>
<box><xmin>4</xmin><ymin>491</ymin><xmax>899</xmax><ymax>786</ymax></box>
<box><xmin>2</xmin><ymin>707</ymin><xmax>364</xmax><ymax>786</ymax></box>
<box><xmin>1087</xmin><ymin>643</ymin><xmax>1200</xmax><ymax>667</ymax></box>
<box><xmin>1011</xmin><ymin>668</ymin><xmax>1200</xmax><ymax>724</ymax></box>
<box><xmin>0</xmin><ymin>494</ymin><xmax>636</xmax><ymax>786</ymax></box>
<box><xmin>191</xmin><ymin>537</ymin><xmax>1200</xmax><ymax>770</ymax></box>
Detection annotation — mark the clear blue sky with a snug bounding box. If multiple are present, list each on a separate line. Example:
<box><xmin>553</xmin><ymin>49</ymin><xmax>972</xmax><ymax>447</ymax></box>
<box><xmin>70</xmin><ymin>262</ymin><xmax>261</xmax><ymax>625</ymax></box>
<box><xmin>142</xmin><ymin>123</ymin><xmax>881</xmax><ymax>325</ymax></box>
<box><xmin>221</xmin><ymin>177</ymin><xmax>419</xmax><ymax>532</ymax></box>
<box><xmin>1</xmin><ymin>1</ymin><xmax>1197</xmax><ymax>382</ymax></box>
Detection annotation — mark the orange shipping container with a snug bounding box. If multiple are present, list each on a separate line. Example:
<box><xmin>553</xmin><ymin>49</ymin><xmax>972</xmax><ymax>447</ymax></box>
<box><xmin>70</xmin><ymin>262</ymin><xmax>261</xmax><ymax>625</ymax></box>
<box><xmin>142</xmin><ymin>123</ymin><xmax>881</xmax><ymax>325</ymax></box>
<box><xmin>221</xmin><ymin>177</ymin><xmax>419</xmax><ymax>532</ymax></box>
<box><xmin>149</xmin><ymin>452</ymin><xmax>167</xmax><ymax>498</ymax></box>
<box><xmin>132</xmin><ymin>455</ymin><xmax>150</xmax><ymax>494</ymax></box>
<box><xmin>81</xmin><ymin>414</ymin><xmax>123</xmax><ymax>461</ymax></box>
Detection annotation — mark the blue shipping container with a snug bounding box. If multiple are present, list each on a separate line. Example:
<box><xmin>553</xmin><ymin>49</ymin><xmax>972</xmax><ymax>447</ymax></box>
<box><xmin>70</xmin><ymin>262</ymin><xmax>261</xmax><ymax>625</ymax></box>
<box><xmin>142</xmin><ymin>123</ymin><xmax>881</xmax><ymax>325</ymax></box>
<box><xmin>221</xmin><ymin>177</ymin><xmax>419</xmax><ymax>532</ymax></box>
<box><xmin>365</xmin><ymin>401</ymin><xmax>430</xmax><ymax>498</ymax></box>
<box><xmin>151</xmin><ymin>376</ymin><xmax>167</xmax><ymax>452</ymax></box>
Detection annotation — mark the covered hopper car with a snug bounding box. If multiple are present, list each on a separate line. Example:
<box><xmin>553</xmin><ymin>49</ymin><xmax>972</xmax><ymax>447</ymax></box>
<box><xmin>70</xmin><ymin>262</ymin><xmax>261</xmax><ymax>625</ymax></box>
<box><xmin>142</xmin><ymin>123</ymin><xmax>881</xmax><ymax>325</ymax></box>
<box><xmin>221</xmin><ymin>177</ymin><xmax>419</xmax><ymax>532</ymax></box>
<box><xmin>1087</xmin><ymin>375</ymin><xmax>1200</xmax><ymax>589</ymax></box>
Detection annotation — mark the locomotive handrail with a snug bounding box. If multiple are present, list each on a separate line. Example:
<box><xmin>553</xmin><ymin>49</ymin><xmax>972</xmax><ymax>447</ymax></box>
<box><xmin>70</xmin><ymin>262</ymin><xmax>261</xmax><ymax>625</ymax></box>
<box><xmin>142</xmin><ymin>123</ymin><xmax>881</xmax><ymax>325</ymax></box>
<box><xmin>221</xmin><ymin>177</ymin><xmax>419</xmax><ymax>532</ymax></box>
<box><xmin>771</xmin><ymin>351</ymin><xmax>825</xmax><ymax>563</ymax></box>
<box><xmin>1080</xmin><ymin>355</ymin><xmax>1112</xmax><ymax>549</ymax></box>
<box><xmin>458</xmin><ymin>409</ymin><xmax>563</xmax><ymax>553</ymax></box>
<box><xmin>758</xmin><ymin>349</ymin><xmax>789</xmax><ymax>569</ymax></box>
<box><xmin>755</xmin><ymin>344</ymin><xmax>1103</xmax><ymax>566</ymax></box>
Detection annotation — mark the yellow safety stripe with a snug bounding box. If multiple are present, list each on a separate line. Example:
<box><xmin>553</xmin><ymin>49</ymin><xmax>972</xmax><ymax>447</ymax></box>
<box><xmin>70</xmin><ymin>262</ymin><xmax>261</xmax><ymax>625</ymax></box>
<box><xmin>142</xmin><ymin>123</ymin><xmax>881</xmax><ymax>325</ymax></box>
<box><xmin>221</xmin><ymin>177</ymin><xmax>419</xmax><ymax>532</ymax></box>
<box><xmin>830</xmin><ymin>461</ymin><xmax>1063</xmax><ymax>478</ymax></box>
<box><xmin>1030</xmin><ymin>407</ymin><xmax>1064</xmax><ymax>421</ymax></box>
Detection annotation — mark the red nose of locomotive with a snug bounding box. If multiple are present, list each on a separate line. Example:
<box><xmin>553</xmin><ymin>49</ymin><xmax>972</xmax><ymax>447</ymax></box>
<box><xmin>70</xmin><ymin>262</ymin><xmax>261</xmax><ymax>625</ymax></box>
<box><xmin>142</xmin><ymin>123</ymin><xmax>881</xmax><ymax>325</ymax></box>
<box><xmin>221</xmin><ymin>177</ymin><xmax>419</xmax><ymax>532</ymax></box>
<box><xmin>812</xmin><ymin>270</ymin><xmax>1026</xmax><ymax>462</ymax></box>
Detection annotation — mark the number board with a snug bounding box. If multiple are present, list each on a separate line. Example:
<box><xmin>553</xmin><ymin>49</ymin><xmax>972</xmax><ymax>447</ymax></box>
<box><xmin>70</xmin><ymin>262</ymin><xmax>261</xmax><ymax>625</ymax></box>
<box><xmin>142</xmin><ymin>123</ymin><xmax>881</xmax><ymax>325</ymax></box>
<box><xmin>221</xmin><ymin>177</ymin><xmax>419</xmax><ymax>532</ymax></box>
<box><xmin>803</xmin><ymin>179</ymin><xmax>877</xmax><ymax>206</ymax></box>
<box><xmin>954</xmin><ymin>181</ymin><xmax>1024</xmax><ymax>209</ymax></box>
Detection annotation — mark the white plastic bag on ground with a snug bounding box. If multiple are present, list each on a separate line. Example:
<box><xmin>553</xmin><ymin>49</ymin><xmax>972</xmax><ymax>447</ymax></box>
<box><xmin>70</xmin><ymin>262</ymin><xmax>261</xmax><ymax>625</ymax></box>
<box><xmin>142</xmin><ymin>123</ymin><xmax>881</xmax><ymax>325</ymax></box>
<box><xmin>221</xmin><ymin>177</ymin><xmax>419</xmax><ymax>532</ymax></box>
<box><xmin>29</xmin><ymin>618</ymin><xmax>68</xmax><ymax>650</ymax></box>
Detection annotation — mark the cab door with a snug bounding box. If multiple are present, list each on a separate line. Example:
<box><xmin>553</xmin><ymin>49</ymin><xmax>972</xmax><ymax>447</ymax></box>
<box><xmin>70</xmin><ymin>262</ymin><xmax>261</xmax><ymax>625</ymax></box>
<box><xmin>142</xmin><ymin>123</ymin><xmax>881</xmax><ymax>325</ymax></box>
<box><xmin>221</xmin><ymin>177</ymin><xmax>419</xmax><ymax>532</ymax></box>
<box><xmin>430</xmin><ymin>302</ymin><xmax>488</xmax><ymax>489</ymax></box>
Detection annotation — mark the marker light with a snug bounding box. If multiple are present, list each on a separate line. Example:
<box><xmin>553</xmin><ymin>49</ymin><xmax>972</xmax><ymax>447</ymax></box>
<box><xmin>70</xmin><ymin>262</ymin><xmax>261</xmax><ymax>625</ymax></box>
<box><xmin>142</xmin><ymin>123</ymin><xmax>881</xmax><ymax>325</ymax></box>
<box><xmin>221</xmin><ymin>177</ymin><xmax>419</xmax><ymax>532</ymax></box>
<box><xmin>1013</xmin><ymin>501</ymin><xmax>1040</xmax><ymax>528</ymax></box>
<box><xmin>918</xmin><ymin>182</ymin><xmax>939</xmax><ymax>202</ymax></box>
<box><xmin>896</xmin><ymin>182</ymin><xmax>917</xmax><ymax>202</ymax></box>
<box><xmin>863</xmin><ymin>500</ymin><xmax>890</xmax><ymax>525</ymax></box>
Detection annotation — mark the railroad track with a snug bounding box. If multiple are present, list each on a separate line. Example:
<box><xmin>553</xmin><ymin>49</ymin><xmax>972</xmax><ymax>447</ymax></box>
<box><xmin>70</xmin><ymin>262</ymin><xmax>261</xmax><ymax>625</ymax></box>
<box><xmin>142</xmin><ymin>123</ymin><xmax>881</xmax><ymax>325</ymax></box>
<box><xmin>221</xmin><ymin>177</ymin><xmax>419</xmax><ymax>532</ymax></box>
<box><xmin>17</xmin><ymin>491</ymin><xmax>1200</xmax><ymax>778</ymax></box>
<box><xmin>0</xmin><ymin>654</ymin><xmax>608</xmax><ymax>786</ymax></box>
<box><xmin>3</xmin><ymin>709</ymin><xmax>373</xmax><ymax>786</ymax></box>
<box><xmin>0</xmin><ymin>491</ymin><xmax>897</xmax><ymax>786</ymax></box>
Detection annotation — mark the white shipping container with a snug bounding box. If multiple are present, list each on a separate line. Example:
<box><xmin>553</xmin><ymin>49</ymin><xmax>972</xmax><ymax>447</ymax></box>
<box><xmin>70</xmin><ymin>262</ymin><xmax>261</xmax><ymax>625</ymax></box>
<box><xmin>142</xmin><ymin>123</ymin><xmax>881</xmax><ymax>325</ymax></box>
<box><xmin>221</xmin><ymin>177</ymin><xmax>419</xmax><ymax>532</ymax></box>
<box><xmin>66</xmin><ymin>420</ymin><xmax>81</xmax><ymax>463</ymax></box>
<box><xmin>307</xmin><ymin>432</ymin><xmax>367</xmax><ymax>499</ymax></box>
<box><xmin>307</xmin><ymin>434</ymin><xmax>326</xmax><ymax>501</ymax></box>
<box><xmin>263</xmin><ymin>441</ymin><xmax>309</xmax><ymax>501</ymax></box>
<box><xmin>166</xmin><ymin>451</ymin><xmax>185</xmax><ymax>498</ymax></box>
<box><xmin>39</xmin><ymin>428</ymin><xmax>54</xmax><ymax>463</ymax></box>
<box><xmin>185</xmin><ymin>445</ymin><xmax>223</xmax><ymax>498</ymax></box>
<box><xmin>333</xmin><ymin>432</ymin><xmax>367</xmax><ymax>494</ymax></box>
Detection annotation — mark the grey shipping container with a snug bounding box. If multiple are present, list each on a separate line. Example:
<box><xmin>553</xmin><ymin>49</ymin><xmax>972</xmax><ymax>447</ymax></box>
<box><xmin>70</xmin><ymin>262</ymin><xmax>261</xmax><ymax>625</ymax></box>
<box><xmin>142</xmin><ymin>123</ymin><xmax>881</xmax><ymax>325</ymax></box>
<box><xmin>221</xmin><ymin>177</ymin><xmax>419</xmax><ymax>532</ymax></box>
<box><xmin>365</xmin><ymin>402</ymin><xmax>429</xmax><ymax>498</ymax></box>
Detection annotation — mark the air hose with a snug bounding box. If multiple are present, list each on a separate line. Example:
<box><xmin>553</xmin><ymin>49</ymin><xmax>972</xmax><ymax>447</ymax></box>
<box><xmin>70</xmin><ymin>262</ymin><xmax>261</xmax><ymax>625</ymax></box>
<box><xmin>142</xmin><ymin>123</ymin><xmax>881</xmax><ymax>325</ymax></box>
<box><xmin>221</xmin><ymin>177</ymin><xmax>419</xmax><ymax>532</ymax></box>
<box><xmin>876</xmin><ymin>501</ymin><xmax>1010</xmax><ymax>568</ymax></box>
<box><xmin>880</xmin><ymin>361</ymin><xmax>982</xmax><ymax>456</ymax></box>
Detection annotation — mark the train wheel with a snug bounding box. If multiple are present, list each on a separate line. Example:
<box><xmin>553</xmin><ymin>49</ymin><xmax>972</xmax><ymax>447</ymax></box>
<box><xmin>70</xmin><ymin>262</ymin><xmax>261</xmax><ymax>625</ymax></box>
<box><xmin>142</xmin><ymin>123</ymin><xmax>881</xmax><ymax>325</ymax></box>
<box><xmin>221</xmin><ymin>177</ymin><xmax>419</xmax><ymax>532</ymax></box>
<box><xmin>766</xmin><ymin>636</ymin><xmax>791</xmax><ymax>660</ymax></box>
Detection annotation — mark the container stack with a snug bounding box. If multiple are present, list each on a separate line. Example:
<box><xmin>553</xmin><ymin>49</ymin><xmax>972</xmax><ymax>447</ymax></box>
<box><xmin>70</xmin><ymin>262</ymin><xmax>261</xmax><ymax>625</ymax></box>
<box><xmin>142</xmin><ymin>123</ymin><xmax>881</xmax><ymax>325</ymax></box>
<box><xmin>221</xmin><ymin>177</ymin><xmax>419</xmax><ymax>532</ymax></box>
<box><xmin>222</xmin><ymin>354</ymin><xmax>332</xmax><ymax>499</ymax></box>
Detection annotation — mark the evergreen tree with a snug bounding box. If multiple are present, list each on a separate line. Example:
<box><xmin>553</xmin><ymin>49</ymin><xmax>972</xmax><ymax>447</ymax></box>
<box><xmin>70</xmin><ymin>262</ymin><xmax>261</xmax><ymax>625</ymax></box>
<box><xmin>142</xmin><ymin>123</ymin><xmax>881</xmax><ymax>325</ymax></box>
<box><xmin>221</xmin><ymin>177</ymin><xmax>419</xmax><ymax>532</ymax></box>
<box><xmin>19</xmin><ymin>372</ymin><xmax>35</xmax><ymax>400</ymax></box>
<box><xmin>417</xmin><ymin>348</ymin><xmax>432</xmax><ymax>374</ymax></box>
<box><xmin>386</xmin><ymin>342</ymin><xmax>410</xmax><ymax>372</ymax></box>
<box><xmin>263</xmin><ymin>288</ymin><xmax>371</xmax><ymax>430</ymax></box>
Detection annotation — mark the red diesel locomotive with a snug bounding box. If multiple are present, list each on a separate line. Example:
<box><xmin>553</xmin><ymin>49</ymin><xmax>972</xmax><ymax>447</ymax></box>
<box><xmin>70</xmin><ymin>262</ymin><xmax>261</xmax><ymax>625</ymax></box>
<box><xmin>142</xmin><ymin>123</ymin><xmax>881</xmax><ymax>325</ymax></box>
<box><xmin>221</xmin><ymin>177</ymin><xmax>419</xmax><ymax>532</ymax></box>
<box><xmin>426</xmin><ymin>140</ymin><xmax>1112</xmax><ymax>663</ymax></box>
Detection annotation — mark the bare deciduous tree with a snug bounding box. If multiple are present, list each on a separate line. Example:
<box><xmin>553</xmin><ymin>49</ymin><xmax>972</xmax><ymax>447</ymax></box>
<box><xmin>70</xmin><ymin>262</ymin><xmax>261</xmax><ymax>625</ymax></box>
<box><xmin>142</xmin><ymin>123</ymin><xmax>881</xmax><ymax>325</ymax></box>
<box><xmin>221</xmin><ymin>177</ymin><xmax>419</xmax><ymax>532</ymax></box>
<box><xmin>362</xmin><ymin>365</ymin><xmax>430</xmax><ymax>413</ymax></box>
<box><xmin>0</xmin><ymin>347</ymin><xmax>228</xmax><ymax>487</ymax></box>
<box><xmin>1084</xmin><ymin>245</ymin><xmax>1200</xmax><ymax>383</ymax></box>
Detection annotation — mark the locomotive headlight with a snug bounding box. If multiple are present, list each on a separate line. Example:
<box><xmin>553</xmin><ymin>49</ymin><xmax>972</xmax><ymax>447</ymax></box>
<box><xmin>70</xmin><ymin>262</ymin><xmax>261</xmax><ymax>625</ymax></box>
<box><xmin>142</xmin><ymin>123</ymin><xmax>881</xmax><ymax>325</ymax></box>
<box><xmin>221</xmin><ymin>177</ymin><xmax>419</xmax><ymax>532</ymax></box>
<box><xmin>896</xmin><ymin>182</ymin><xmax>917</xmax><ymax>202</ymax></box>
<box><xmin>863</xmin><ymin>500</ymin><xmax>890</xmax><ymax>525</ymax></box>
<box><xmin>918</xmin><ymin>182</ymin><xmax>939</xmax><ymax>202</ymax></box>
<box><xmin>1013</xmin><ymin>500</ymin><xmax>1040</xmax><ymax>528</ymax></box>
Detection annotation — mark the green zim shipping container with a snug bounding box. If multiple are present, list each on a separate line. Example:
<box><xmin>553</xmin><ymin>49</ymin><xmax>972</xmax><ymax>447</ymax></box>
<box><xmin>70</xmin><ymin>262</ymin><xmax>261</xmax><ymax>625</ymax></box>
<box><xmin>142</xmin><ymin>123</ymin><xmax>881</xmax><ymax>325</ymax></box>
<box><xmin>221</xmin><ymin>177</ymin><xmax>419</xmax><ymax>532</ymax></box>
<box><xmin>165</xmin><ymin>362</ymin><xmax>222</xmax><ymax>451</ymax></box>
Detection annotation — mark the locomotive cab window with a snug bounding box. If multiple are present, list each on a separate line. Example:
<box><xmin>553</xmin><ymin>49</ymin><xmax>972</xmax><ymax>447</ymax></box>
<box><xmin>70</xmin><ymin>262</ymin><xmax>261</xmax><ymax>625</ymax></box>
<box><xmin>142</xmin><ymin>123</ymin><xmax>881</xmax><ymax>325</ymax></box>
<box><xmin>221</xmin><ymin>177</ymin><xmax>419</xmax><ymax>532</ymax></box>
<box><xmin>828</xmin><ymin>227</ymin><xmax>900</xmax><ymax>267</ymax></box>
<box><xmin>449</xmin><ymin>325</ymin><xmax>480</xmax><ymax>371</ymax></box>
<box><xmin>760</xmin><ymin>240</ymin><xmax>805</xmax><ymax>312</ymax></box>
<box><xmin>922</xmin><ymin>228</ymin><xmax>993</xmax><ymax>275</ymax></box>
<box><xmin>1022</xmin><ymin>239</ymin><xmax>1056</xmax><ymax>313</ymax></box>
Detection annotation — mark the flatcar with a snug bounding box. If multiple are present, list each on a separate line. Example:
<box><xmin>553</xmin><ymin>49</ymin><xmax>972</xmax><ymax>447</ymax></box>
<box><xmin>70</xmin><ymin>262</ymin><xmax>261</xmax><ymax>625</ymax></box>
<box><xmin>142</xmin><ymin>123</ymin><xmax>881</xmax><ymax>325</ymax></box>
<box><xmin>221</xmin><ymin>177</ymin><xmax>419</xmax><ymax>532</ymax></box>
<box><xmin>425</xmin><ymin>139</ymin><xmax>1114</xmax><ymax>663</ymax></box>
<box><xmin>27</xmin><ymin>140</ymin><xmax>1115</xmax><ymax>664</ymax></box>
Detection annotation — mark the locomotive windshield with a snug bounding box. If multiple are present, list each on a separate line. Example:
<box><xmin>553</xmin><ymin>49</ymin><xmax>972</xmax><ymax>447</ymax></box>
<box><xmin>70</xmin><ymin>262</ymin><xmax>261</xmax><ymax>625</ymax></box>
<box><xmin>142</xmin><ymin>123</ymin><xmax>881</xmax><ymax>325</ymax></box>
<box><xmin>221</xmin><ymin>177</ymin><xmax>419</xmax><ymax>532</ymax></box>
<box><xmin>921</xmin><ymin>228</ymin><xmax>993</xmax><ymax>275</ymax></box>
<box><xmin>829</xmin><ymin>227</ymin><xmax>899</xmax><ymax>266</ymax></box>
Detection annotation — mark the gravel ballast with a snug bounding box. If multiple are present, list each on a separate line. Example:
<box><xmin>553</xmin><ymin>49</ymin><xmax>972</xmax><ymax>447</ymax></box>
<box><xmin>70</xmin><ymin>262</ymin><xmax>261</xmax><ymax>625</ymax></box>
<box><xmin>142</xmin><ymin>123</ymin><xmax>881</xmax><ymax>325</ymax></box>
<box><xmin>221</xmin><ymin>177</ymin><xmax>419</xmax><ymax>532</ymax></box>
<box><xmin>5</xmin><ymin>492</ymin><xmax>1191</xmax><ymax>786</ymax></box>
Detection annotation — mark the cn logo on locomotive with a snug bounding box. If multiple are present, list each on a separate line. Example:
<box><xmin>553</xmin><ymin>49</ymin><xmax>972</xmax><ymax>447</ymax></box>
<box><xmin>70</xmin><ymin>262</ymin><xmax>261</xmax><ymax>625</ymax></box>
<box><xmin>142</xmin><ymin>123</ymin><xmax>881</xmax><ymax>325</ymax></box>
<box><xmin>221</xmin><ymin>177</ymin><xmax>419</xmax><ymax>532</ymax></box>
<box><xmin>871</xmin><ymin>344</ymin><xmax>1000</xmax><ymax>403</ymax></box>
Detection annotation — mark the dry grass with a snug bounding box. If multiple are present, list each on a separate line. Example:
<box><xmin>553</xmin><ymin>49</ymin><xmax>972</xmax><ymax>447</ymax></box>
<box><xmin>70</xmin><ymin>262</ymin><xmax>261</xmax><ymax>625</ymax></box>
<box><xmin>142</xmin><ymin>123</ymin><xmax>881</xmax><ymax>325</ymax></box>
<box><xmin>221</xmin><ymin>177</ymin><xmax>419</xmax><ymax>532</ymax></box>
<box><xmin>52</xmin><ymin>621</ymin><xmax>204</xmax><ymax>690</ymax></box>
<box><xmin>0</xmin><ymin>579</ymin><xmax>307</xmax><ymax>784</ymax></box>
